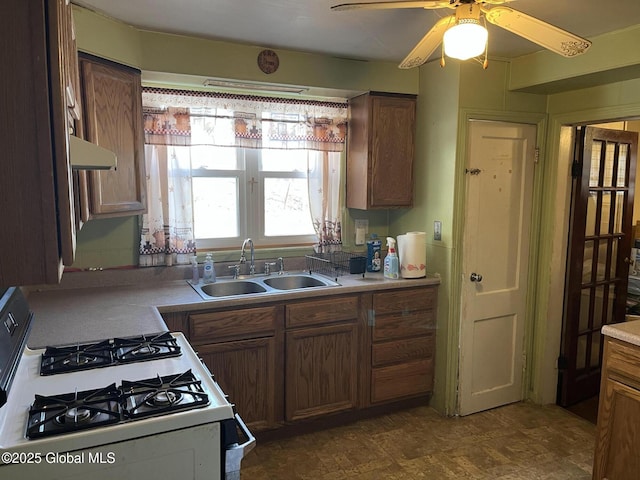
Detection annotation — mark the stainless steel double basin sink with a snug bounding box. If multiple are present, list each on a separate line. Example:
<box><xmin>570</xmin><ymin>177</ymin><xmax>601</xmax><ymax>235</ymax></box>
<box><xmin>189</xmin><ymin>272</ymin><xmax>340</xmax><ymax>300</ymax></box>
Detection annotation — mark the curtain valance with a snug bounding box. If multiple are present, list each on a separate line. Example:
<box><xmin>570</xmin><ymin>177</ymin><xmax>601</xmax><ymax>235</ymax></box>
<box><xmin>142</xmin><ymin>87</ymin><xmax>348</xmax><ymax>152</ymax></box>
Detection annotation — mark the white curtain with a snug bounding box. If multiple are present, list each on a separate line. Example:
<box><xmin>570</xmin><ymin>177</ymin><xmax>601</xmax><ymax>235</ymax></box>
<box><xmin>139</xmin><ymin>145</ymin><xmax>196</xmax><ymax>267</ymax></box>
<box><xmin>140</xmin><ymin>87</ymin><xmax>347</xmax><ymax>258</ymax></box>
<box><xmin>143</xmin><ymin>87</ymin><xmax>348</xmax><ymax>152</ymax></box>
<box><xmin>308</xmin><ymin>151</ymin><xmax>342</xmax><ymax>252</ymax></box>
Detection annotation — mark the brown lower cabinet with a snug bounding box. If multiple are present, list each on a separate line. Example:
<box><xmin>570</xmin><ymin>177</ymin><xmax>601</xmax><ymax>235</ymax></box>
<box><xmin>370</xmin><ymin>287</ymin><xmax>437</xmax><ymax>404</ymax></box>
<box><xmin>170</xmin><ymin>305</ymin><xmax>285</xmax><ymax>433</ymax></box>
<box><xmin>593</xmin><ymin>337</ymin><xmax>640</xmax><ymax>480</ymax></box>
<box><xmin>285</xmin><ymin>296</ymin><xmax>360</xmax><ymax>421</ymax></box>
<box><xmin>161</xmin><ymin>284</ymin><xmax>437</xmax><ymax>433</ymax></box>
<box><xmin>198</xmin><ymin>337</ymin><xmax>282</xmax><ymax>432</ymax></box>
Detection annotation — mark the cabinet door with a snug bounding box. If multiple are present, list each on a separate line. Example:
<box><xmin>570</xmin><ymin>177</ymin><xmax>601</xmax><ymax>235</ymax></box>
<box><xmin>198</xmin><ymin>337</ymin><xmax>283</xmax><ymax>432</ymax></box>
<box><xmin>346</xmin><ymin>93</ymin><xmax>416</xmax><ymax>210</ymax></box>
<box><xmin>369</xmin><ymin>95</ymin><xmax>416</xmax><ymax>208</ymax></box>
<box><xmin>285</xmin><ymin>323</ymin><xmax>358</xmax><ymax>421</ymax></box>
<box><xmin>593</xmin><ymin>377</ymin><xmax>640</xmax><ymax>480</ymax></box>
<box><xmin>80</xmin><ymin>54</ymin><xmax>146</xmax><ymax>218</ymax></box>
<box><xmin>0</xmin><ymin>0</ymin><xmax>77</xmax><ymax>286</ymax></box>
<box><xmin>49</xmin><ymin>0</ymin><xmax>78</xmax><ymax>266</ymax></box>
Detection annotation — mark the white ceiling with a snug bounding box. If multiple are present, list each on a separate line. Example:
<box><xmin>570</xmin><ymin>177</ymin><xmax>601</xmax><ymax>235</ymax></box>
<box><xmin>73</xmin><ymin>0</ymin><xmax>640</xmax><ymax>65</ymax></box>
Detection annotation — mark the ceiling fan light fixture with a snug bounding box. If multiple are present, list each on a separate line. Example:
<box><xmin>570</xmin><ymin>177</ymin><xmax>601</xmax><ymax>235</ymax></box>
<box><xmin>443</xmin><ymin>18</ymin><xmax>488</xmax><ymax>60</ymax></box>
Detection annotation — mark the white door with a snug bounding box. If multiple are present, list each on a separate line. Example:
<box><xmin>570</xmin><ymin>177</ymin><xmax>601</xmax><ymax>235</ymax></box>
<box><xmin>458</xmin><ymin>120</ymin><xmax>536</xmax><ymax>416</ymax></box>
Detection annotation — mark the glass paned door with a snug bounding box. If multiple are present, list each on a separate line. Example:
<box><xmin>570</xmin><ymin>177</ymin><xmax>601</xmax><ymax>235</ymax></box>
<box><xmin>559</xmin><ymin>126</ymin><xmax>638</xmax><ymax>406</ymax></box>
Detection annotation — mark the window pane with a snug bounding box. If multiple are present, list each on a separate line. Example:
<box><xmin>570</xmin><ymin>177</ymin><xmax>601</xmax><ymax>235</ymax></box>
<box><xmin>583</xmin><ymin>240</ymin><xmax>594</xmax><ymax>283</ymax></box>
<box><xmin>603</xmin><ymin>141</ymin><xmax>615</xmax><ymax>187</ymax></box>
<box><xmin>589</xmin><ymin>141</ymin><xmax>602</xmax><ymax>187</ymax></box>
<box><xmin>264</xmin><ymin>178</ymin><xmax>314</xmax><ymax>236</ymax></box>
<box><xmin>586</xmin><ymin>192</ymin><xmax>597</xmax><ymax>236</ymax></box>
<box><xmin>616</xmin><ymin>144</ymin><xmax>628</xmax><ymax>187</ymax></box>
<box><xmin>191</xmin><ymin>145</ymin><xmax>238</xmax><ymax>170</ymax></box>
<box><xmin>261</xmin><ymin>149</ymin><xmax>307</xmax><ymax>173</ymax></box>
<box><xmin>193</xmin><ymin>178</ymin><xmax>239</xmax><ymax>238</ymax></box>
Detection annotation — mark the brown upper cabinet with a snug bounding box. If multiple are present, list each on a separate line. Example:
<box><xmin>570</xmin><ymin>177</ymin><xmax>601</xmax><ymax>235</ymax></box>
<box><xmin>346</xmin><ymin>92</ymin><xmax>417</xmax><ymax>210</ymax></box>
<box><xmin>0</xmin><ymin>0</ymin><xmax>79</xmax><ymax>287</ymax></box>
<box><xmin>78</xmin><ymin>53</ymin><xmax>147</xmax><ymax>219</ymax></box>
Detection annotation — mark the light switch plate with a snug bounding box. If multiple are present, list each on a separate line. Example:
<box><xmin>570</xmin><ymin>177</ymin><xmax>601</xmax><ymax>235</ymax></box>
<box><xmin>434</xmin><ymin>220</ymin><xmax>442</xmax><ymax>241</ymax></box>
<box><xmin>354</xmin><ymin>219</ymin><xmax>368</xmax><ymax>245</ymax></box>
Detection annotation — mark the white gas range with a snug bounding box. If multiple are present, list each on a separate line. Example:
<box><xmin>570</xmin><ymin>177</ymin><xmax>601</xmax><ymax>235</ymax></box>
<box><xmin>0</xmin><ymin>288</ymin><xmax>254</xmax><ymax>480</ymax></box>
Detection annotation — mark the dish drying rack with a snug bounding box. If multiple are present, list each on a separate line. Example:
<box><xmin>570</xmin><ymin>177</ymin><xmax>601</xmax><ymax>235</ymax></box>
<box><xmin>305</xmin><ymin>251</ymin><xmax>367</xmax><ymax>281</ymax></box>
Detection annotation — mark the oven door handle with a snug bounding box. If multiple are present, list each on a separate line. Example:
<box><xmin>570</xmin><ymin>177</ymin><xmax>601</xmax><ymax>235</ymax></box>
<box><xmin>225</xmin><ymin>413</ymin><xmax>256</xmax><ymax>480</ymax></box>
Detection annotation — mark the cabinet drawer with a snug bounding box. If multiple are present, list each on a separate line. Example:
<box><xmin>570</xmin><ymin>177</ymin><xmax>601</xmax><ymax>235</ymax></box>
<box><xmin>373</xmin><ymin>288</ymin><xmax>436</xmax><ymax>315</ymax></box>
<box><xmin>190</xmin><ymin>306</ymin><xmax>279</xmax><ymax>343</ymax></box>
<box><xmin>371</xmin><ymin>358</ymin><xmax>433</xmax><ymax>403</ymax></box>
<box><xmin>606</xmin><ymin>338</ymin><xmax>640</xmax><ymax>386</ymax></box>
<box><xmin>286</xmin><ymin>296</ymin><xmax>358</xmax><ymax>328</ymax></box>
<box><xmin>372</xmin><ymin>334</ymin><xmax>434</xmax><ymax>367</ymax></box>
<box><xmin>373</xmin><ymin>309</ymin><xmax>435</xmax><ymax>342</ymax></box>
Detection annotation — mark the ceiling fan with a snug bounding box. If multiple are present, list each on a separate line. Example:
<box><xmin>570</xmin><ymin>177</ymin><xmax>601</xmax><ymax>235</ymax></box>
<box><xmin>331</xmin><ymin>0</ymin><xmax>592</xmax><ymax>69</ymax></box>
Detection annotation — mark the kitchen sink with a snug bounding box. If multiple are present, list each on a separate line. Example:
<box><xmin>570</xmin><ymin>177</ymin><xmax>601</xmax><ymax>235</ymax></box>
<box><xmin>263</xmin><ymin>275</ymin><xmax>328</xmax><ymax>290</ymax></box>
<box><xmin>189</xmin><ymin>272</ymin><xmax>339</xmax><ymax>300</ymax></box>
<box><xmin>199</xmin><ymin>281</ymin><xmax>267</xmax><ymax>297</ymax></box>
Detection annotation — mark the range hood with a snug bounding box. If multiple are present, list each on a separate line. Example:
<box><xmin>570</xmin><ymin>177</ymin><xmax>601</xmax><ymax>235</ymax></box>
<box><xmin>69</xmin><ymin>135</ymin><xmax>117</xmax><ymax>170</ymax></box>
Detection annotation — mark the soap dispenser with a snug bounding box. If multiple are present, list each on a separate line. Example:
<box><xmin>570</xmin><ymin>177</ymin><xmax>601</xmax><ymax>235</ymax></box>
<box><xmin>384</xmin><ymin>237</ymin><xmax>399</xmax><ymax>279</ymax></box>
<box><xmin>203</xmin><ymin>253</ymin><xmax>216</xmax><ymax>283</ymax></box>
<box><xmin>191</xmin><ymin>255</ymin><xmax>199</xmax><ymax>284</ymax></box>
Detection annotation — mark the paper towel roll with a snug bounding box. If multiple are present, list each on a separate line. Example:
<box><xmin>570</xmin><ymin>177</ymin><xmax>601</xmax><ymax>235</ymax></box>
<box><xmin>397</xmin><ymin>232</ymin><xmax>427</xmax><ymax>278</ymax></box>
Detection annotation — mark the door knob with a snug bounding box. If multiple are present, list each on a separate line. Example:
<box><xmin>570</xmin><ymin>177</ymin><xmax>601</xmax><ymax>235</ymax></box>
<box><xmin>470</xmin><ymin>272</ymin><xmax>483</xmax><ymax>282</ymax></box>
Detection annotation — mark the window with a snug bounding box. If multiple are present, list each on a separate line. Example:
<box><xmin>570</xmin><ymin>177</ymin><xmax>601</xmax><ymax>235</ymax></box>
<box><xmin>190</xmin><ymin>144</ymin><xmax>316</xmax><ymax>249</ymax></box>
<box><xmin>139</xmin><ymin>87</ymin><xmax>347</xmax><ymax>265</ymax></box>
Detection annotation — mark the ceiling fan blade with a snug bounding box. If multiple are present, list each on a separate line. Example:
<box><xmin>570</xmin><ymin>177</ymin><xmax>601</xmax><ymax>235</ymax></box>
<box><xmin>399</xmin><ymin>15</ymin><xmax>454</xmax><ymax>69</ymax></box>
<box><xmin>331</xmin><ymin>1</ymin><xmax>452</xmax><ymax>12</ymax></box>
<box><xmin>483</xmin><ymin>6</ymin><xmax>591</xmax><ymax>57</ymax></box>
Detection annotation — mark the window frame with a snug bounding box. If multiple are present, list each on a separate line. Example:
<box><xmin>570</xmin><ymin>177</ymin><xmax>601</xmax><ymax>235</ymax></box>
<box><xmin>192</xmin><ymin>146</ymin><xmax>317</xmax><ymax>250</ymax></box>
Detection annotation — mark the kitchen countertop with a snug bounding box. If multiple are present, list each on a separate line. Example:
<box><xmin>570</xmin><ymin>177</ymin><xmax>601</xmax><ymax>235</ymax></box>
<box><xmin>26</xmin><ymin>270</ymin><xmax>440</xmax><ymax>349</ymax></box>
<box><xmin>602</xmin><ymin>320</ymin><xmax>640</xmax><ymax>347</ymax></box>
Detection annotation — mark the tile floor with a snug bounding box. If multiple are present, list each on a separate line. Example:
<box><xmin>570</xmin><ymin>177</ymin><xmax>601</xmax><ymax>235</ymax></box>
<box><xmin>241</xmin><ymin>402</ymin><xmax>596</xmax><ymax>479</ymax></box>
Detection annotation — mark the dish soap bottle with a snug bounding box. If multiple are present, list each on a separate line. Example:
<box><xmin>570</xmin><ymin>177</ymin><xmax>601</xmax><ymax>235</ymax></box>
<box><xmin>384</xmin><ymin>237</ymin><xmax>399</xmax><ymax>279</ymax></box>
<box><xmin>203</xmin><ymin>253</ymin><xmax>216</xmax><ymax>283</ymax></box>
<box><xmin>191</xmin><ymin>255</ymin><xmax>199</xmax><ymax>284</ymax></box>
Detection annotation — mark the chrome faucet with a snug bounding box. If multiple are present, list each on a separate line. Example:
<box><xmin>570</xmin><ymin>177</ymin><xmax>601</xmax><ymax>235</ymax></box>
<box><xmin>240</xmin><ymin>238</ymin><xmax>255</xmax><ymax>275</ymax></box>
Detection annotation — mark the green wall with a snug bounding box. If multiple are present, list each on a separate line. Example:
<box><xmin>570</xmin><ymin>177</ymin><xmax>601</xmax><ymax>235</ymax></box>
<box><xmin>389</xmin><ymin>59</ymin><xmax>548</xmax><ymax>413</ymax></box>
<box><xmin>71</xmin><ymin>5</ymin><xmax>640</xmax><ymax>416</ymax></box>
<box><xmin>71</xmin><ymin>5</ymin><xmax>418</xmax><ymax>270</ymax></box>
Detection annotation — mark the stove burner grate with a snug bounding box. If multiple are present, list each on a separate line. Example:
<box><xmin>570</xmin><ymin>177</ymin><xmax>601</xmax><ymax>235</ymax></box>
<box><xmin>114</xmin><ymin>332</ymin><xmax>181</xmax><ymax>363</ymax></box>
<box><xmin>40</xmin><ymin>332</ymin><xmax>181</xmax><ymax>375</ymax></box>
<box><xmin>26</xmin><ymin>384</ymin><xmax>122</xmax><ymax>439</ymax></box>
<box><xmin>40</xmin><ymin>341</ymin><xmax>114</xmax><ymax>375</ymax></box>
<box><xmin>121</xmin><ymin>370</ymin><xmax>209</xmax><ymax>419</ymax></box>
<box><xmin>26</xmin><ymin>370</ymin><xmax>210</xmax><ymax>440</ymax></box>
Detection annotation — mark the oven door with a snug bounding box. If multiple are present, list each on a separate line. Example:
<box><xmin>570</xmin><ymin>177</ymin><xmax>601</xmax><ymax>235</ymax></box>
<box><xmin>223</xmin><ymin>413</ymin><xmax>255</xmax><ymax>480</ymax></box>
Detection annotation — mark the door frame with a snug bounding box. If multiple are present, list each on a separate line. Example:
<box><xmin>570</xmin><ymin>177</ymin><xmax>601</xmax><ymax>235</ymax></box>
<box><xmin>530</xmin><ymin>108</ymin><xmax>640</xmax><ymax>408</ymax></box>
<box><xmin>447</xmin><ymin>109</ymin><xmax>547</xmax><ymax>415</ymax></box>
